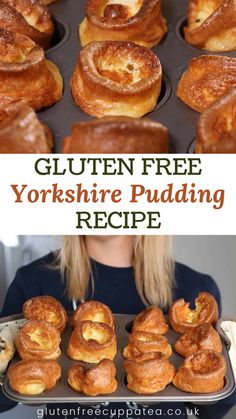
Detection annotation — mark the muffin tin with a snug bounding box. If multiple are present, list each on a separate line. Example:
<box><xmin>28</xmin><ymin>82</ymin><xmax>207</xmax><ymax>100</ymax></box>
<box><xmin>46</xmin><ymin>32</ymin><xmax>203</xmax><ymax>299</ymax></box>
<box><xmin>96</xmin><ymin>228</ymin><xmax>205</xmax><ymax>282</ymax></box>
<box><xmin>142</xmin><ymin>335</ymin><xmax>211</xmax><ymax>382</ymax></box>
<box><xmin>1</xmin><ymin>313</ymin><xmax>235</xmax><ymax>404</ymax></box>
<box><xmin>38</xmin><ymin>0</ymin><xmax>236</xmax><ymax>153</ymax></box>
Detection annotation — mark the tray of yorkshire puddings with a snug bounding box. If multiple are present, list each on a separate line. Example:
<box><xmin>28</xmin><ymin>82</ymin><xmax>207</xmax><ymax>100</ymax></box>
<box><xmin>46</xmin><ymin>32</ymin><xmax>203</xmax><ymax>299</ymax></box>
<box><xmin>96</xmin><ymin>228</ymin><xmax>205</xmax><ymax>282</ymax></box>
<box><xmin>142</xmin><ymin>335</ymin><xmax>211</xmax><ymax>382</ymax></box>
<box><xmin>0</xmin><ymin>0</ymin><xmax>236</xmax><ymax>154</ymax></box>
<box><xmin>0</xmin><ymin>293</ymin><xmax>235</xmax><ymax>403</ymax></box>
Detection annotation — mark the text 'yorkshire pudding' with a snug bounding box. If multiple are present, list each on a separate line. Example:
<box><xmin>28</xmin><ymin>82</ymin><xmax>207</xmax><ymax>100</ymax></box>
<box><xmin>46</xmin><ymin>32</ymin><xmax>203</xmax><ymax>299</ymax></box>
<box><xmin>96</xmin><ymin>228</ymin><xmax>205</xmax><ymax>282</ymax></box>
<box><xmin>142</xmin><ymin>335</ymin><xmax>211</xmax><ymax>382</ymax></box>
<box><xmin>177</xmin><ymin>55</ymin><xmax>236</xmax><ymax>112</ymax></box>
<box><xmin>79</xmin><ymin>0</ymin><xmax>167</xmax><ymax>48</ymax></box>
<box><xmin>0</xmin><ymin>30</ymin><xmax>63</xmax><ymax>110</ymax></box>
<box><xmin>8</xmin><ymin>359</ymin><xmax>61</xmax><ymax>395</ymax></box>
<box><xmin>71</xmin><ymin>41</ymin><xmax>162</xmax><ymax>118</ymax></box>
<box><xmin>169</xmin><ymin>292</ymin><xmax>219</xmax><ymax>334</ymax></box>
<box><xmin>0</xmin><ymin>0</ymin><xmax>54</xmax><ymax>49</ymax></box>
<box><xmin>15</xmin><ymin>319</ymin><xmax>61</xmax><ymax>360</ymax></box>
<box><xmin>173</xmin><ymin>349</ymin><xmax>226</xmax><ymax>393</ymax></box>
<box><xmin>62</xmin><ymin>117</ymin><xmax>169</xmax><ymax>154</ymax></box>
<box><xmin>124</xmin><ymin>352</ymin><xmax>176</xmax><ymax>394</ymax></box>
<box><xmin>0</xmin><ymin>101</ymin><xmax>52</xmax><ymax>153</ymax></box>
<box><xmin>184</xmin><ymin>0</ymin><xmax>236</xmax><ymax>52</ymax></box>
<box><xmin>132</xmin><ymin>306</ymin><xmax>169</xmax><ymax>335</ymax></box>
<box><xmin>68</xmin><ymin>359</ymin><xmax>117</xmax><ymax>396</ymax></box>
<box><xmin>23</xmin><ymin>296</ymin><xmax>68</xmax><ymax>333</ymax></box>
<box><xmin>71</xmin><ymin>300</ymin><xmax>115</xmax><ymax>329</ymax></box>
<box><xmin>67</xmin><ymin>320</ymin><xmax>117</xmax><ymax>363</ymax></box>
<box><xmin>175</xmin><ymin>323</ymin><xmax>222</xmax><ymax>357</ymax></box>
<box><xmin>196</xmin><ymin>87</ymin><xmax>236</xmax><ymax>153</ymax></box>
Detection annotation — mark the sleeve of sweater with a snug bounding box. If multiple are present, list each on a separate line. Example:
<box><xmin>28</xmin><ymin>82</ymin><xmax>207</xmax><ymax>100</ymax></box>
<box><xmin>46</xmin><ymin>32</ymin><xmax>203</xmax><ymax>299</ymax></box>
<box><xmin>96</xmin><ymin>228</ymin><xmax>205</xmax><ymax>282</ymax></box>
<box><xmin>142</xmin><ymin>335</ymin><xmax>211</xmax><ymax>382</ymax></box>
<box><xmin>1</xmin><ymin>269</ymin><xmax>28</xmax><ymax>317</ymax></box>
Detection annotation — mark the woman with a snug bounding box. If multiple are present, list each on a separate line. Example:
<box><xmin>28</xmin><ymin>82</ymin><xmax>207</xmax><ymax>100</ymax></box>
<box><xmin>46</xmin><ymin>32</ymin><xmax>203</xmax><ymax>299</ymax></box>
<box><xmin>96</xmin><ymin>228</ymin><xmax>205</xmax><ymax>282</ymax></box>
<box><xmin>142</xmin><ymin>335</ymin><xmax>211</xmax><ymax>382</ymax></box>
<box><xmin>0</xmin><ymin>235</ymin><xmax>232</xmax><ymax>418</ymax></box>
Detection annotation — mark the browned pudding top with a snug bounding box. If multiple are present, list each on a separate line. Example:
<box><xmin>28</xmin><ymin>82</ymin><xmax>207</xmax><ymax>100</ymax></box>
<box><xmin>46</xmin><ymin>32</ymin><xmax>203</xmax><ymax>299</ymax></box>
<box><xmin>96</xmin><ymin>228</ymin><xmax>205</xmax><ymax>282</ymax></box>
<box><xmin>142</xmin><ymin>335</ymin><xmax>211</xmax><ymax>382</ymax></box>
<box><xmin>0</xmin><ymin>101</ymin><xmax>53</xmax><ymax>154</ymax></box>
<box><xmin>94</xmin><ymin>42</ymin><xmax>158</xmax><ymax>84</ymax></box>
<box><xmin>0</xmin><ymin>30</ymin><xmax>43</xmax><ymax>70</ymax></box>
<box><xmin>133</xmin><ymin>351</ymin><xmax>164</xmax><ymax>363</ymax></box>
<box><xmin>79</xmin><ymin>41</ymin><xmax>162</xmax><ymax>94</ymax></box>
<box><xmin>17</xmin><ymin>320</ymin><xmax>61</xmax><ymax>352</ymax></box>
<box><xmin>86</xmin><ymin>0</ymin><xmax>159</xmax><ymax>27</ymax></box>
<box><xmin>2</xmin><ymin>0</ymin><xmax>53</xmax><ymax>34</ymax></box>
<box><xmin>187</xmin><ymin>0</ymin><xmax>223</xmax><ymax>31</ymax></box>
<box><xmin>72</xmin><ymin>300</ymin><xmax>114</xmax><ymax>329</ymax></box>
<box><xmin>23</xmin><ymin>296</ymin><xmax>67</xmax><ymax>333</ymax></box>
<box><xmin>173</xmin><ymin>292</ymin><xmax>218</xmax><ymax>325</ymax></box>
<box><xmin>197</xmin><ymin>87</ymin><xmax>236</xmax><ymax>145</ymax></box>
<box><xmin>188</xmin><ymin>350</ymin><xmax>223</xmax><ymax>374</ymax></box>
<box><xmin>80</xmin><ymin>321</ymin><xmax>114</xmax><ymax>346</ymax></box>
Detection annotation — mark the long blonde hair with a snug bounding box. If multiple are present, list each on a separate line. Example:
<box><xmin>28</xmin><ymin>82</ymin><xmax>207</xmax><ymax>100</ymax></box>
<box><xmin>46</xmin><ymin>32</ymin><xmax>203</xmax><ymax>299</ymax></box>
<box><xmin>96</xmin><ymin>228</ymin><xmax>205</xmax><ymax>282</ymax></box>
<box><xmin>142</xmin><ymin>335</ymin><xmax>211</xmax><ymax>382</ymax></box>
<box><xmin>58</xmin><ymin>236</ymin><xmax>174</xmax><ymax>308</ymax></box>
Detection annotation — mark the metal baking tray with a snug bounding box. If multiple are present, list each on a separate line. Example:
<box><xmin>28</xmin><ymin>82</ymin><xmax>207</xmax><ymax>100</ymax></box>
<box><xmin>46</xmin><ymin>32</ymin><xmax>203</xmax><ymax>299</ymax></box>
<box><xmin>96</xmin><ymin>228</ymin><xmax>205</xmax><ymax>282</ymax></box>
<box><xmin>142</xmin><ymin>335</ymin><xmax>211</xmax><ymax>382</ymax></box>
<box><xmin>38</xmin><ymin>0</ymin><xmax>236</xmax><ymax>153</ymax></box>
<box><xmin>1</xmin><ymin>313</ymin><xmax>235</xmax><ymax>404</ymax></box>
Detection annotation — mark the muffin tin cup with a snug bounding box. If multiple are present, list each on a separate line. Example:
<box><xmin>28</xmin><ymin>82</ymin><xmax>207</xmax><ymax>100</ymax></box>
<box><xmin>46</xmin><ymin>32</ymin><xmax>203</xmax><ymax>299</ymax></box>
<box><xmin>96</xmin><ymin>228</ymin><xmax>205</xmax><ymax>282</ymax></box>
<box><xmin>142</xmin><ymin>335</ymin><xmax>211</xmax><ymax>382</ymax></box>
<box><xmin>0</xmin><ymin>313</ymin><xmax>235</xmax><ymax>404</ymax></box>
<box><xmin>37</xmin><ymin>0</ymin><xmax>236</xmax><ymax>153</ymax></box>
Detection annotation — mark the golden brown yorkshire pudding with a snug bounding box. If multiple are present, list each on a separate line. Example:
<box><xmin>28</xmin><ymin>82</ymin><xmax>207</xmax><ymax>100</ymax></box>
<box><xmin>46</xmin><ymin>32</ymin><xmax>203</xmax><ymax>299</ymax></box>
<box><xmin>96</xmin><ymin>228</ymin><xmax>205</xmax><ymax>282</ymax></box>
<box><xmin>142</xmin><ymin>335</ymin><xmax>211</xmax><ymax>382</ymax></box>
<box><xmin>67</xmin><ymin>320</ymin><xmax>117</xmax><ymax>363</ymax></box>
<box><xmin>132</xmin><ymin>307</ymin><xmax>168</xmax><ymax>335</ymax></box>
<box><xmin>15</xmin><ymin>320</ymin><xmax>61</xmax><ymax>360</ymax></box>
<box><xmin>195</xmin><ymin>87</ymin><xmax>236</xmax><ymax>153</ymax></box>
<box><xmin>8</xmin><ymin>359</ymin><xmax>61</xmax><ymax>395</ymax></box>
<box><xmin>0</xmin><ymin>0</ymin><xmax>54</xmax><ymax>49</ymax></box>
<box><xmin>175</xmin><ymin>323</ymin><xmax>222</xmax><ymax>358</ymax></box>
<box><xmin>71</xmin><ymin>300</ymin><xmax>115</xmax><ymax>329</ymax></box>
<box><xmin>173</xmin><ymin>349</ymin><xmax>226</xmax><ymax>393</ymax></box>
<box><xmin>124</xmin><ymin>352</ymin><xmax>175</xmax><ymax>394</ymax></box>
<box><xmin>71</xmin><ymin>41</ymin><xmax>162</xmax><ymax>118</ymax></box>
<box><xmin>62</xmin><ymin>117</ymin><xmax>169</xmax><ymax>154</ymax></box>
<box><xmin>23</xmin><ymin>296</ymin><xmax>68</xmax><ymax>333</ymax></box>
<box><xmin>123</xmin><ymin>331</ymin><xmax>172</xmax><ymax>359</ymax></box>
<box><xmin>0</xmin><ymin>30</ymin><xmax>63</xmax><ymax>110</ymax></box>
<box><xmin>177</xmin><ymin>55</ymin><xmax>236</xmax><ymax>112</ymax></box>
<box><xmin>68</xmin><ymin>359</ymin><xmax>118</xmax><ymax>396</ymax></box>
<box><xmin>184</xmin><ymin>0</ymin><xmax>236</xmax><ymax>52</ymax></box>
<box><xmin>0</xmin><ymin>101</ymin><xmax>52</xmax><ymax>153</ymax></box>
<box><xmin>79</xmin><ymin>0</ymin><xmax>167</xmax><ymax>48</ymax></box>
<box><xmin>169</xmin><ymin>292</ymin><xmax>219</xmax><ymax>334</ymax></box>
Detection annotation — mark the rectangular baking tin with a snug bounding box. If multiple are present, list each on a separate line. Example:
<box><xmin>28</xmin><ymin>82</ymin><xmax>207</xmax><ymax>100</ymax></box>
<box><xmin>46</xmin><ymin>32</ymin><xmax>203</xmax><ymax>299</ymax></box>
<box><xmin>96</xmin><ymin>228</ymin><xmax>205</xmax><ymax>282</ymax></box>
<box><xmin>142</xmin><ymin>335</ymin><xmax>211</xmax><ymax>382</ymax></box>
<box><xmin>40</xmin><ymin>0</ymin><xmax>236</xmax><ymax>153</ymax></box>
<box><xmin>1</xmin><ymin>313</ymin><xmax>235</xmax><ymax>404</ymax></box>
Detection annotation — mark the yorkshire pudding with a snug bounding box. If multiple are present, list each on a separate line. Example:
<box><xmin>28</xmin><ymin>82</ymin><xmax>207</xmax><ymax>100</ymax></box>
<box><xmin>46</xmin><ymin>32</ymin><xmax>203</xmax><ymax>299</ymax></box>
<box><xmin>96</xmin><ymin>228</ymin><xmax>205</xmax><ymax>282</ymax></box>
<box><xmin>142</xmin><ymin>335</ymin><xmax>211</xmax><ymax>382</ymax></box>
<box><xmin>23</xmin><ymin>296</ymin><xmax>68</xmax><ymax>333</ymax></box>
<box><xmin>67</xmin><ymin>320</ymin><xmax>117</xmax><ymax>363</ymax></box>
<box><xmin>169</xmin><ymin>292</ymin><xmax>219</xmax><ymax>334</ymax></box>
<box><xmin>8</xmin><ymin>359</ymin><xmax>61</xmax><ymax>395</ymax></box>
<box><xmin>68</xmin><ymin>359</ymin><xmax>117</xmax><ymax>396</ymax></box>
<box><xmin>79</xmin><ymin>0</ymin><xmax>167</xmax><ymax>48</ymax></box>
<box><xmin>196</xmin><ymin>87</ymin><xmax>236</xmax><ymax>153</ymax></box>
<box><xmin>184</xmin><ymin>0</ymin><xmax>236</xmax><ymax>52</ymax></box>
<box><xmin>71</xmin><ymin>41</ymin><xmax>162</xmax><ymax>118</ymax></box>
<box><xmin>177</xmin><ymin>55</ymin><xmax>236</xmax><ymax>112</ymax></box>
<box><xmin>71</xmin><ymin>300</ymin><xmax>115</xmax><ymax>329</ymax></box>
<box><xmin>0</xmin><ymin>101</ymin><xmax>52</xmax><ymax>153</ymax></box>
<box><xmin>0</xmin><ymin>30</ymin><xmax>63</xmax><ymax>110</ymax></box>
<box><xmin>123</xmin><ymin>331</ymin><xmax>172</xmax><ymax>359</ymax></box>
<box><xmin>132</xmin><ymin>307</ymin><xmax>168</xmax><ymax>335</ymax></box>
<box><xmin>62</xmin><ymin>117</ymin><xmax>169</xmax><ymax>154</ymax></box>
<box><xmin>124</xmin><ymin>352</ymin><xmax>175</xmax><ymax>394</ymax></box>
<box><xmin>173</xmin><ymin>349</ymin><xmax>226</xmax><ymax>393</ymax></box>
<box><xmin>15</xmin><ymin>320</ymin><xmax>61</xmax><ymax>360</ymax></box>
<box><xmin>175</xmin><ymin>323</ymin><xmax>222</xmax><ymax>358</ymax></box>
<box><xmin>0</xmin><ymin>0</ymin><xmax>54</xmax><ymax>49</ymax></box>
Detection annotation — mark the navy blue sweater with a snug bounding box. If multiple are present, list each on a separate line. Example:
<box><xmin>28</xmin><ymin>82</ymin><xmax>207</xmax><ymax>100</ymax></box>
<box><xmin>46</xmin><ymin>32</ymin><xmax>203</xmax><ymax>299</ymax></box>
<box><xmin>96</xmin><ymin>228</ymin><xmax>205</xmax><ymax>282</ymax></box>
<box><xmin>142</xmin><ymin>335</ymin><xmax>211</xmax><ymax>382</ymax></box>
<box><xmin>0</xmin><ymin>252</ymin><xmax>234</xmax><ymax>419</ymax></box>
<box><xmin>1</xmin><ymin>252</ymin><xmax>222</xmax><ymax>316</ymax></box>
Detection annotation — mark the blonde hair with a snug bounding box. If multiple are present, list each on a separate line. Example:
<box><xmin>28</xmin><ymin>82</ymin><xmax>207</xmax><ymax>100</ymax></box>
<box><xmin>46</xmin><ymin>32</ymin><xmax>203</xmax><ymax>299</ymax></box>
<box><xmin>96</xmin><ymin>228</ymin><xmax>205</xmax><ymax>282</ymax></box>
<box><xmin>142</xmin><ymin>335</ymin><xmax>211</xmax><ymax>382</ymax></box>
<box><xmin>58</xmin><ymin>236</ymin><xmax>174</xmax><ymax>308</ymax></box>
